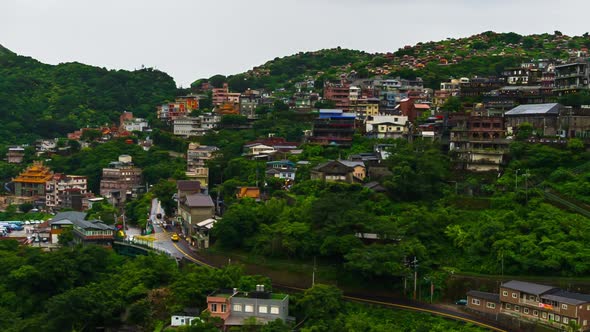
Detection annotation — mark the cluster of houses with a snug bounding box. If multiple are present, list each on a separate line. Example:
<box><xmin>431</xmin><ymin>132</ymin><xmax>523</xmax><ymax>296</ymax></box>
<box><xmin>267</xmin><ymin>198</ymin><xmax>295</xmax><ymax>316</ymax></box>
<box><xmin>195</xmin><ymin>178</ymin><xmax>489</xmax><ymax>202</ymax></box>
<box><xmin>467</xmin><ymin>280</ymin><xmax>590</xmax><ymax>331</ymax></box>
<box><xmin>2</xmin><ymin>154</ymin><xmax>144</xmax><ymax>212</ymax></box>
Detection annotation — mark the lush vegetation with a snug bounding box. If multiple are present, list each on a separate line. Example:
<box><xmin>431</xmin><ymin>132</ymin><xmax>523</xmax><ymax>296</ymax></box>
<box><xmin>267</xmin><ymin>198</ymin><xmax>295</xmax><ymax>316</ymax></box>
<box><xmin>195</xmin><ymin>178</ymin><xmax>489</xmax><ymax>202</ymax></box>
<box><xmin>0</xmin><ymin>45</ymin><xmax>177</xmax><ymax>144</ymax></box>
<box><xmin>206</xmin><ymin>133</ymin><xmax>590</xmax><ymax>289</ymax></box>
<box><xmin>193</xmin><ymin>31</ymin><xmax>590</xmax><ymax>92</ymax></box>
<box><xmin>0</xmin><ymin>242</ymin><xmax>486</xmax><ymax>332</ymax></box>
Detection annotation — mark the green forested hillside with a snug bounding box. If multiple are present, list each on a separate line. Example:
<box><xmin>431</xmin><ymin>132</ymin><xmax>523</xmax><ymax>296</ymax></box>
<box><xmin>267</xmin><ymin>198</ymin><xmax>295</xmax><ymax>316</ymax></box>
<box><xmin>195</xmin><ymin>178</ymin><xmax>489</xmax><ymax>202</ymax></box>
<box><xmin>194</xmin><ymin>31</ymin><xmax>590</xmax><ymax>92</ymax></box>
<box><xmin>0</xmin><ymin>45</ymin><xmax>177</xmax><ymax>143</ymax></box>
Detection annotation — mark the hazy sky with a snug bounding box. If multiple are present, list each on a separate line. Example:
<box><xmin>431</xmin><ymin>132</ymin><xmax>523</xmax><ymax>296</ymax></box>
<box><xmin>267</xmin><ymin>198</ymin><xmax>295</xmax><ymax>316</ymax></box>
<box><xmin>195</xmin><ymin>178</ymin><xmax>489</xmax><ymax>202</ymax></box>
<box><xmin>1</xmin><ymin>0</ymin><xmax>589</xmax><ymax>87</ymax></box>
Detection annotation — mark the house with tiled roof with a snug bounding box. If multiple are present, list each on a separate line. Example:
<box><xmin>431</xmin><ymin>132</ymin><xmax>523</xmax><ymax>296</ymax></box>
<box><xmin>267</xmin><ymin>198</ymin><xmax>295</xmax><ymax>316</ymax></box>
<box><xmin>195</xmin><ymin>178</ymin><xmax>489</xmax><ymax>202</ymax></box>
<box><xmin>178</xmin><ymin>193</ymin><xmax>215</xmax><ymax>236</ymax></box>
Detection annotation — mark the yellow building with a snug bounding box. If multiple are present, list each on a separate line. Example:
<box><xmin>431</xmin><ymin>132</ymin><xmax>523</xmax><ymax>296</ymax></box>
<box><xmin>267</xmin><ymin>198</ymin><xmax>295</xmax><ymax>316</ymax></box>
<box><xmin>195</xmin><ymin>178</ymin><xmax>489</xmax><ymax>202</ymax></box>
<box><xmin>13</xmin><ymin>161</ymin><xmax>53</xmax><ymax>197</ymax></box>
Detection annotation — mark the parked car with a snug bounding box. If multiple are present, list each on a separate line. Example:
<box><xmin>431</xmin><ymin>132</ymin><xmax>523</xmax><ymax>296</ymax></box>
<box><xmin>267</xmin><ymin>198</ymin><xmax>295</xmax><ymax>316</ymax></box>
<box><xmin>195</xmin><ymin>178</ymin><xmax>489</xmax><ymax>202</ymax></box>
<box><xmin>455</xmin><ymin>299</ymin><xmax>467</xmax><ymax>305</ymax></box>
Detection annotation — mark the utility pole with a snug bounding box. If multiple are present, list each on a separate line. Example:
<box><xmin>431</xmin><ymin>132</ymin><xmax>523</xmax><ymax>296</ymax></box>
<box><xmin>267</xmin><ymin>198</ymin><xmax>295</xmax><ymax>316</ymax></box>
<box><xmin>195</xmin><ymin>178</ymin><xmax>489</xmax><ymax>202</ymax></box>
<box><xmin>412</xmin><ymin>256</ymin><xmax>418</xmax><ymax>301</ymax></box>
<box><xmin>501</xmin><ymin>251</ymin><xmax>504</xmax><ymax>279</ymax></box>
<box><xmin>312</xmin><ymin>256</ymin><xmax>317</xmax><ymax>287</ymax></box>
<box><xmin>430</xmin><ymin>278</ymin><xmax>434</xmax><ymax>304</ymax></box>
<box><xmin>515</xmin><ymin>169</ymin><xmax>520</xmax><ymax>192</ymax></box>
<box><xmin>525</xmin><ymin>169</ymin><xmax>530</xmax><ymax>203</ymax></box>
<box><xmin>403</xmin><ymin>256</ymin><xmax>408</xmax><ymax>295</ymax></box>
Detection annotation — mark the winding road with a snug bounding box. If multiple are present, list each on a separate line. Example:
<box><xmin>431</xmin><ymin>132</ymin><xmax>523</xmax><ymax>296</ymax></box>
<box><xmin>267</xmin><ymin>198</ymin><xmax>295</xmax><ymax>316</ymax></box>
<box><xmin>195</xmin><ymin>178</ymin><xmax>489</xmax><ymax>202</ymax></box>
<box><xmin>147</xmin><ymin>199</ymin><xmax>510</xmax><ymax>331</ymax></box>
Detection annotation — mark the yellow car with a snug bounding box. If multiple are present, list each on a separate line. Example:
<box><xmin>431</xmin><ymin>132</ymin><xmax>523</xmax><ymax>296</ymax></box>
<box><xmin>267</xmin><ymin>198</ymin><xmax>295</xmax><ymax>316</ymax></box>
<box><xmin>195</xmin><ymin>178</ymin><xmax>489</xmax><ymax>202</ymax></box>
<box><xmin>171</xmin><ymin>233</ymin><xmax>179</xmax><ymax>242</ymax></box>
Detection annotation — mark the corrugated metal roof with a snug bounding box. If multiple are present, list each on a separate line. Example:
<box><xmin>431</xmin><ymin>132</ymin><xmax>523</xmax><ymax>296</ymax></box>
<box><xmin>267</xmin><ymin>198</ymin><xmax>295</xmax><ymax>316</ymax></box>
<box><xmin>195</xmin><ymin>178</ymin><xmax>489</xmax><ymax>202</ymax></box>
<box><xmin>467</xmin><ymin>290</ymin><xmax>500</xmax><ymax>303</ymax></box>
<box><xmin>184</xmin><ymin>194</ymin><xmax>214</xmax><ymax>207</ymax></box>
<box><xmin>501</xmin><ymin>280</ymin><xmax>557</xmax><ymax>295</ymax></box>
<box><xmin>542</xmin><ymin>290</ymin><xmax>590</xmax><ymax>305</ymax></box>
<box><xmin>505</xmin><ymin>103</ymin><xmax>561</xmax><ymax>116</ymax></box>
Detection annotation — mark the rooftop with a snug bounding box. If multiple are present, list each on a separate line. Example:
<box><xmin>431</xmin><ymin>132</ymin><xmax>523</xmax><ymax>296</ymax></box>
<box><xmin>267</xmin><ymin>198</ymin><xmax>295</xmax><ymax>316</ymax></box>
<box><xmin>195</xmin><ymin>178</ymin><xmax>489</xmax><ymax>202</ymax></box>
<box><xmin>183</xmin><ymin>194</ymin><xmax>214</xmax><ymax>208</ymax></box>
<box><xmin>177</xmin><ymin>180</ymin><xmax>201</xmax><ymax>192</ymax></box>
<box><xmin>501</xmin><ymin>280</ymin><xmax>557</xmax><ymax>295</ymax></box>
<box><xmin>542</xmin><ymin>290</ymin><xmax>590</xmax><ymax>305</ymax></box>
<box><xmin>505</xmin><ymin>103</ymin><xmax>561</xmax><ymax>116</ymax></box>
<box><xmin>467</xmin><ymin>290</ymin><xmax>500</xmax><ymax>303</ymax></box>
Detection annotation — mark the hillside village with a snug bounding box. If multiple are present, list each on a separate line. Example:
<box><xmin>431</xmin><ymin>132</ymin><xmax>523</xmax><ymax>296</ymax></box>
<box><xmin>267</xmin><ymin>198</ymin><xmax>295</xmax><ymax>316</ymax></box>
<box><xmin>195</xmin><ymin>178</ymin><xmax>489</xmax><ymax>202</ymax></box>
<box><xmin>3</xmin><ymin>31</ymin><xmax>590</xmax><ymax>331</ymax></box>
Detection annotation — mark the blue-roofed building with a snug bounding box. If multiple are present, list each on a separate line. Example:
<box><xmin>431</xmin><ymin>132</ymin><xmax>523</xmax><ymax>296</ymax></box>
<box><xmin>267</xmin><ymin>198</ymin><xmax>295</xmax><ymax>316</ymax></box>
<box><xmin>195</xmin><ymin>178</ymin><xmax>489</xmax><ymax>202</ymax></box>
<box><xmin>309</xmin><ymin>109</ymin><xmax>356</xmax><ymax>146</ymax></box>
<box><xmin>505</xmin><ymin>103</ymin><xmax>562</xmax><ymax>137</ymax></box>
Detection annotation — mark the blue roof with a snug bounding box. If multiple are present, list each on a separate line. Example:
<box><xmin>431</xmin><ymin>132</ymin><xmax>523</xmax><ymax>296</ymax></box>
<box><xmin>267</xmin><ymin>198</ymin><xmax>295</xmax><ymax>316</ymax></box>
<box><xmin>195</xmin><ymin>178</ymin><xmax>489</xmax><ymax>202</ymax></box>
<box><xmin>318</xmin><ymin>109</ymin><xmax>356</xmax><ymax>119</ymax></box>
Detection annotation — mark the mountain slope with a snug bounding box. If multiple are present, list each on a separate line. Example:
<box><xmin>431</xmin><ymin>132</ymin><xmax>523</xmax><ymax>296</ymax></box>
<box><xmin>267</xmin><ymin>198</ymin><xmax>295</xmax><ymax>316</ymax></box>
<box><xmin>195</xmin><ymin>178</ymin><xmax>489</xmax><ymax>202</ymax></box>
<box><xmin>0</xmin><ymin>46</ymin><xmax>178</xmax><ymax>144</ymax></box>
<box><xmin>194</xmin><ymin>31</ymin><xmax>590</xmax><ymax>91</ymax></box>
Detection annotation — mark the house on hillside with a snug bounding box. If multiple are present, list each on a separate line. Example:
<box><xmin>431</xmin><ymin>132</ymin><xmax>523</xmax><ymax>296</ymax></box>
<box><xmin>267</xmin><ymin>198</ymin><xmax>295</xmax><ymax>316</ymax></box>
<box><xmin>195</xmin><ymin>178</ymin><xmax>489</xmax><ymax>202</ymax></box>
<box><xmin>48</xmin><ymin>211</ymin><xmax>87</xmax><ymax>244</ymax></box>
<box><xmin>310</xmin><ymin>160</ymin><xmax>365</xmax><ymax>184</ymax></box>
<box><xmin>265</xmin><ymin>160</ymin><xmax>296</xmax><ymax>181</ymax></box>
<box><xmin>504</xmin><ymin>103</ymin><xmax>562</xmax><ymax>137</ymax></box>
<box><xmin>467</xmin><ymin>280</ymin><xmax>590</xmax><ymax>331</ymax></box>
<box><xmin>207</xmin><ymin>285</ymin><xmax>292</xmax><ymax>328</ymax></box>
<box><xmin>72</xmin><ymin>219</ymin><xmax>117</xmax><ymax>246</ymax></box>
<box><xmin>236</xmin><ymin>187</ymin><xmax>261</xmax><ymax>201</ymax></box>
<box><xmin>178</xmin><ymin>194</ymin><xmax>215</xmax><ymax>236</ymax></box>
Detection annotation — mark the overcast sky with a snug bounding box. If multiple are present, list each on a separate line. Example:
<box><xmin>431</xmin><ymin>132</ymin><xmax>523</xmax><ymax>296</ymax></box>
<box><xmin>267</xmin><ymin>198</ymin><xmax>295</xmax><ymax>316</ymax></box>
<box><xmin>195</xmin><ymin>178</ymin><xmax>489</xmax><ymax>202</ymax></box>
<box><xmin>1</xmin><ymin>0</ymin><xmax>589</xmax><ymax>87</ymax></box>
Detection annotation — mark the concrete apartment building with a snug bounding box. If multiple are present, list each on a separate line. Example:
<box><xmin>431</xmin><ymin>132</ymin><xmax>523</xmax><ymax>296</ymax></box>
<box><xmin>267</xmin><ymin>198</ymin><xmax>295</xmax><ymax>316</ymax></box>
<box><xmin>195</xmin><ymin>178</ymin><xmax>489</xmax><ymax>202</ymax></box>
<box><xmin>173</xmin><ymin>116</ymin><xmax>201</xmax><ymax>137</ymax></box>
<box><xmin>99</xmin><ymin>155</ymin><xmax>142</xmax><ymax>206</ymax></box>
<box><xmin>6</xmin><ymin>146</ymin><xmax>25</xmax><ymax>164</ymax></box>
<box><xmin>309</xmin><ymin>109</ymin><xmax>356</xmax><ymax>146</ymax></box>
<box><xmin>449</xmin><ymin>109</ymin><xmax>509</xmax><ymax>172</ymax></box>
<box><xmin>177</xmin><ymin>193</ymin><xmax>215</xmax><ymax>236</ymax></box>
<box><xmin>45</xmin><ymin>174</ymin><xmax>88</xmax><ymax>211</ymax></box>
<box><xmin>207</xmin><ymin>285</ymin><xmax>291</xmax><ymax>329</ymax></box>
<box><xmin>324</xmin><ymin>82</ymin><xmax>351</xmax><ymax>111</ymax></box>
<box><xmin>554</xmin><ymin>58</ymin><xmax>590</xmax><ymax>95</ymax></box>
<box><xmin>186</xmin><ymin>143</ymin><xmax>218</xmax><ymax>189</ymax></box>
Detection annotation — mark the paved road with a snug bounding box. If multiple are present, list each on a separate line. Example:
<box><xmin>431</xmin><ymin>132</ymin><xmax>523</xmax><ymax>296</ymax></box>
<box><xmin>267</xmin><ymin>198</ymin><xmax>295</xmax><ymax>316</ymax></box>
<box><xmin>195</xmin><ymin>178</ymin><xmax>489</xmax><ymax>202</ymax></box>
<box><xmin>143</xmin><ymin>199</ymin><xmax>509</xmax><ymax>331</ymax></box>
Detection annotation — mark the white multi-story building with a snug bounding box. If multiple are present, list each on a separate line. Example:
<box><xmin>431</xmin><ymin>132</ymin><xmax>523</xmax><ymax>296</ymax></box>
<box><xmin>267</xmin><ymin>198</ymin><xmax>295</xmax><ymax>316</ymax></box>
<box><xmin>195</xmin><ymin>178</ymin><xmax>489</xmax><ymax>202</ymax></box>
<box><xmin>365</xmin><ymin>115</ymin><xmax>408</xmax><ymax>139</ymax></box>
<box><xmin>45</xmin><ymin>174</ymin><xmax>88</xmax><ymax>210</ymax></box>
<box><xmin>123</xmin><ymin>118</ymin><xmax>149</xmax><ymax>132</ymax></box>
<box><xmin>173</xmin><ymin>116</ymin><xmax>201</xmax><ymax>137</ymax></box>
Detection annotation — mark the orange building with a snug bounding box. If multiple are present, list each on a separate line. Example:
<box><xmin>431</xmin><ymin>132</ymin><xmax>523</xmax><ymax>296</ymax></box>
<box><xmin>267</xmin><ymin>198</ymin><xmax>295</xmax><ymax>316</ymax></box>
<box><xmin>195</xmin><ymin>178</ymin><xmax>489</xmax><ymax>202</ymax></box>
<box><xmin>236</xmin><ymin>187</ymin><xmax>261</xmax><ymax>200</ymax></box>
<box><xmin>13</xmin><ymin>162</ymin><xmax>53</xmax><ymax>197</ymax></box>
<box><xmin>215</xmin><ymin>102</ymin><xmax>240</xmax><ymax>115</ymax></box>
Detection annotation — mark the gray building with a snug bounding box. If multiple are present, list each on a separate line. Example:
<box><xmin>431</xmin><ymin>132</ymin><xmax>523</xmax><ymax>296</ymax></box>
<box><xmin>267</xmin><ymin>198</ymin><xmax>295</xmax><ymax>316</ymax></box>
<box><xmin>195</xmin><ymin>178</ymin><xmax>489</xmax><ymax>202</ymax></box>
<box><xmin>207</xmin><ymin>285</ymin><xmax>292</xmax><ymax>328</ymax></box>
<box><xmin>554</xmin><ymin>59</ymin><xmax>590</xmax><ymax>95</ymax></box>
<box><xmin>505</xmin><ymin>103</ymin><xmax>562</xmax><ymax>137</ymax></box>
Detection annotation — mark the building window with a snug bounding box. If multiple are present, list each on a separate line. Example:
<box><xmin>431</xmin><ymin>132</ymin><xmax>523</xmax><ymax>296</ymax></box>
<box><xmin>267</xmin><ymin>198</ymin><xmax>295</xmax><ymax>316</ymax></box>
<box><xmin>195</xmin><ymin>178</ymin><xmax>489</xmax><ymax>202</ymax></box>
<box><xmin>562</xmin><ymin>304</ymin><xmax>568</xmax><ymax>310</ymax></box>
<box><xmin>233</xmin><ymin>304</ymin><xmax>242</xmax><ymax>312</ymax></box>
<box><xmin>542</xmin><ymin>312</ymin><xmax>547</xmax><ymax>319</ymax></box>
<box><xmin>486</xmin><ymin>302</ymin><xmax>496</xmax><ymax>309</ymax></box>
<box><xmin>524</xmin><ymin>308</ymin><xmax>529</xmax><ymax>314</ymax></box>
<box><xmin>533</xmin><ymin>310</ymin><xmax>538</xmax><ymax>316</ymax></box>
<box><xmin>563</xmin><ymin>317</ymin><xmax>569</xmax><ymax>324</ymax></box>
<box><xmin>221</xmin><ymin>304</ymin><xmax>227</xmax><ymax>313</ymax></box>
<box><xmin>472</xmin><ymin>298</ymin><xmax>480</xmax><ymax>305</ymax></box>
<box><xmin>512</xmin><ymin>293</ymin><xmax>518</xmax><ymax>298</ymax></box>
<box><xmin>245</xmin><ymin>305</ymin><xmax>254</xmax><ymax>313</ymax></box>
<box><xmin>515</xmin><ymin>305</ymin><xmax>520</xmax><ymax>312</ymax></box>
<box><xmin>502</xmin><ymin>291</ymin><xmax>508</xmax><ymax>296</ymax></box>
<box><xmin>583</xmin><ymin>319</ymin><xmax>587</xmax><ymax>326</ymax></box>
<box><xmin>505</xmin><ymin>303</ymin><xmax>511</xmax><ymax>309</ymax></box>
<box><xmin>211</xmin><ymin>304</ymin><xmax>217</xmax><ymax>312</ymax></box>
<box><xmin>259</xmin><ymin>305</ymin><xmax>268</xmax><ymax>314</ymax></box>
<box><xmin>555</xmin><ymin>315</ymin><xmax>560</xmax><ymax>322</ymax></box>
<box><xmin>270</xmin><ymin>306</ymin><xmax>280</xmax><ymax>314</ymax></box>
